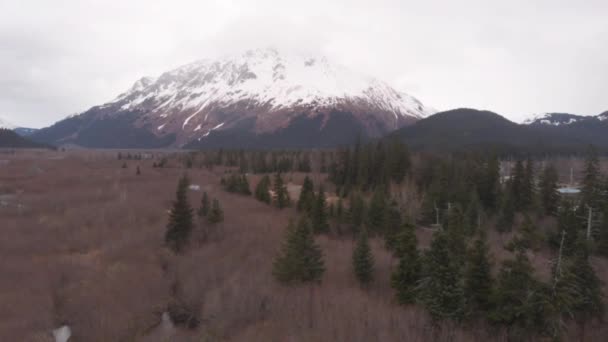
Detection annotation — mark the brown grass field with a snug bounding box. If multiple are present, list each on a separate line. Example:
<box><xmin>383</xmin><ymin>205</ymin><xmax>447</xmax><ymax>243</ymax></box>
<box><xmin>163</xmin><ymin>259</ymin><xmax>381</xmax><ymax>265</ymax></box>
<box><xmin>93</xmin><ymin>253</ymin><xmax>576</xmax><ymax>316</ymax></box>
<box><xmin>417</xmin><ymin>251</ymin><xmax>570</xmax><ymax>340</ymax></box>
<box><xmin>0</xmin><ymin>149</ymin><xmax>607</xmax><ymax>341</ymax></box>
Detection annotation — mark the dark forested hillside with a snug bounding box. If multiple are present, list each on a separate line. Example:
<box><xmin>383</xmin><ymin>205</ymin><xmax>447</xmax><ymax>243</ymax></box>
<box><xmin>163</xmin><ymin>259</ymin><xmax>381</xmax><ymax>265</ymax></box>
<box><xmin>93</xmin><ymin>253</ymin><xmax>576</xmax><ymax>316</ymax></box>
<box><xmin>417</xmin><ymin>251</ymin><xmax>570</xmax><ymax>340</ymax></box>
<box><xmin>392</xmin><ymin>108</ymin><xmax>604</xmax><ymax>154</ymax></box>
<box><xmin>0</xmin><ymin>128</ymin><xmax>50</xmax><ymax>148</ymax></box>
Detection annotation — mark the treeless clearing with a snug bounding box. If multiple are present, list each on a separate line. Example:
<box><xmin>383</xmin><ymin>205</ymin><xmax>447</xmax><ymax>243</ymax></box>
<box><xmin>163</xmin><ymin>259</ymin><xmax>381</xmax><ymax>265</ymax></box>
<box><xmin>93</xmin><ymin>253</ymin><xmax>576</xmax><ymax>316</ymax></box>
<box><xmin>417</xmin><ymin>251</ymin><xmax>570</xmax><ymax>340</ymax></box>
<box><xmin>0</xmin><ymin>149</ymin><xmax>606</xmax><ymax>341</ymax></box>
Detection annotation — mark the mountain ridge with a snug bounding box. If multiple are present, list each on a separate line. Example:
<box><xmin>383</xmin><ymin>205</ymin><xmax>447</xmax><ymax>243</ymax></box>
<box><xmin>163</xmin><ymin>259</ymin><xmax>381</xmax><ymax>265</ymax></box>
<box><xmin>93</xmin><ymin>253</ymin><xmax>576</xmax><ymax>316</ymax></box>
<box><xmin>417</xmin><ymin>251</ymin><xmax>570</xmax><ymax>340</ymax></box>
<box><xmin>31</xmin><ymin>48</ymin><xmax>434</xmax><ymax>149</ymax></box>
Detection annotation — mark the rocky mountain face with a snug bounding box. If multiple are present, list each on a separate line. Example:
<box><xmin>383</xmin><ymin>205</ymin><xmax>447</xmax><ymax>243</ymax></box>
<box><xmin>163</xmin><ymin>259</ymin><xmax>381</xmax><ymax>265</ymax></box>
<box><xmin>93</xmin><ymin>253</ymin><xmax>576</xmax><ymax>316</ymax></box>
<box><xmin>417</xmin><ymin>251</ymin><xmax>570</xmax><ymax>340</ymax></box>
<box><xmin>31</xmin><ymin>48</ymin><xmax>434</xmax><ymax>149</ymax></box>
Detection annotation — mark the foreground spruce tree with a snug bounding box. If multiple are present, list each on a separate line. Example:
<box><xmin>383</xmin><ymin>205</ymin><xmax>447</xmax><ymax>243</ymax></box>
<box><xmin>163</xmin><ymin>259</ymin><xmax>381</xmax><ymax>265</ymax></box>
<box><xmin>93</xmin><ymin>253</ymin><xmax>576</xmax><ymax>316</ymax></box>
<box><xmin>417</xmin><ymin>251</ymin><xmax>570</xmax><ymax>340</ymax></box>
<box><xmin>347</xmin><ymin>192</ymin><xmax>366</xmax><ymax>236</ymax></box>
<box><xmin>569</xmin><ymin>235</ymin><xmax>604</xmax><ymax>338</ymax></box>
<box><xmin>391</xmin><ymin>220</ymin><xmax>421</xmax><ymax>304</ymax></box>
<box><xmin>207</xmin><ymin>198</ymin><xmax>224</xmax><ymax>224</ymax></box>
<box><xmin>491</xmin><ymin>252</ymin><xmax>541</xmax><ymax>338</ymax></box>
<box><xmin>273</xmin><ymin>216</ymin><xmax>325</xmax><ymax>328</ymax></box>
<box><xmin>198</xmin><ymin>192</ymin><xmax>210</xmax><ymax>217</ymax></box>
<box><xmin>254</xmin><ymin>175</ymin><xmax>271</xmax><ymax>204</ymax></box>
<box><xmin>297</xmin><ymin>176</ymin><xmax>315</xmax><ymax>214</ymax></box>
<box><xmin>463</xmin><ymin>232</ymin><xmax>494</xmax><ymax>317</ymax></box>
<box><xmin>273</xmin><ymin>173</ymin><xmax>291</xmax><ymax>209</ymax></box>
<box><xmin>383</xmin><ymin>200</ymin><xmax>402</xmax><ymax>252</ymax></box>
<box><xmin>165</xmin><ymin>175</ymin><xmax>195</xmax><ymax>253</ymax></box>
<box><xmin>367</xmin><ymin>187</ymin><xmax>387</xmax><ymax>235</ymax></box>
<box><xmin>352</xmin><ymin>228</ymin><xmax>374</xmax><ymax>287</ymax></box>
<box><xmin>311</xmin><ymin>185</ymin><xmax>330</xmax><ymax>234</ymax></box>
<box><xmin>273</xmin><ymin>216</ymin><xmax>325</xmax><ymax>284</ymax></box>
<box><xmin>420</xmin><ymin>231</ymin><xmax>465</xmax><ymax>322</ymax></box>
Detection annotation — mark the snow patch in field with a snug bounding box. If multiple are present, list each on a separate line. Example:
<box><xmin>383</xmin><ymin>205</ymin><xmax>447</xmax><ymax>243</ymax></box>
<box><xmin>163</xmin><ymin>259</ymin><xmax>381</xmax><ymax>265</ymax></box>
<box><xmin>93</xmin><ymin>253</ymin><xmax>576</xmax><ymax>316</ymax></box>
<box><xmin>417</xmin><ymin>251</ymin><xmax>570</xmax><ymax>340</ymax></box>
<box><xmin>53</xmin><ymin>325</ymin><xmax>71</xmax><ymax>342</ymax></box>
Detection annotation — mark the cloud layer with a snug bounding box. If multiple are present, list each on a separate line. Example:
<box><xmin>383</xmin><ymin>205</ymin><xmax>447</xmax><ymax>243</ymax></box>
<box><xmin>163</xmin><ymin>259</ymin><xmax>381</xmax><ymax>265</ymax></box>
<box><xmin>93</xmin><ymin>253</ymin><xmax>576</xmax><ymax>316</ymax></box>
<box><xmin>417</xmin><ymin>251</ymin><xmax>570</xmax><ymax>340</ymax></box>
<box><xmin>1</xmin><ymin>0</ymin><xmax>607</xmax><ymax>127</ymax></box>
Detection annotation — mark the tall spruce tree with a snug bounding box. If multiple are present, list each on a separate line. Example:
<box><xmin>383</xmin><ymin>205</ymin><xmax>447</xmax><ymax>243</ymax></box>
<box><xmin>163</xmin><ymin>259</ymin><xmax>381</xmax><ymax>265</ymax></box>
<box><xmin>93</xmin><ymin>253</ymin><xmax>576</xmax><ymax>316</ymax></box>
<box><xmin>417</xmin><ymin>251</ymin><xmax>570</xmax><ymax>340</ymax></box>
<box><xmin>297</xmin><ymin>176</ymin><xmax>315</xmax><ymax>214</ymax></box>
<box><xmin>347</xmin><ymin>192</ymin><xmax>366</xmax><ymax>236</ymax></box>
<box><xmin>273</xmin><ymin>173</ymin><xmax>291</xmax><ymax>209</ymax></box>
<box><xmin>556</xmin><ymin>200</ymin><xmax>580</xmax><ymax>256</ymax></box>
<box><xmin>420</xmin><ymin>231</ymin><xmax>465</xmax><ymax>322</ymax></box>
<box><xmin>383</xmin><ymin>200</ymin><xmax>402</xmax><ymax>253</ymax></box>
<box><xmin>539</xmin><ymin>163</ymin><xmax>560</xmax><ymax>216</ymax></box>
<box><xmin>581</xmin><ymin>146</ymin><xmax>602</xmax><ymax>210</ymax></box>
<box><xmin>367</xmin><ymin>187</ymin><xmax>387</xmax><ymax>235</ymax></box>
<box><xmin>198</xmin><ymin>192</ymin><xmax>210</xmax><ymax>217</ymax></box>
<box><xmin>272</xmin><ymin>216</ymin><xmax>325</xmax><ymax>284</ymax></box>
<box><xmin>511</xmin><ymin>160</ymin><xmax>526</xmax><ymax>210</ymax></box>
<box><xmin>391</xmin><ymin>220</ymin><xmax>421</xmax><ymax>305</ymax></box>
<box><xmin>254</xmin><ymin>175</ymin><xmax>272</xmax><ymax>204</ymax></box>
<box><xmin>521</xmin><ymin>159</ymin><xmax>536</xmax><ymax>211</ymax></box>
<box><xmin>599</xmin><ymin>206</ymin><xmax>608</xmax><ymax>257</ymax></box>
<box><xmin>569</xmin><ymin>235</ymin><xmax>604</xmax><ymax>337</ymax></box>
<box><xmin>207</xmin><ymin>199</ymin><xmax>224</xmax><ymax>224</ymax></box>
<box><xmin>491</xmin><ymin>252</ymin><xmax>541</xmax><ymax>338</ymax></box>
<box><xmin>479</xmin><ymin>155</ymin><xmax>501</xmax><ymax>211</ymax></box>
<box><xmin>352</xmin><ymin>228</ymin><xmax>374</xmax><ymax>287</ymax></box>
<box><xmin>463</xmin><ymin>233</ymin><xmax>494</xmax><ymax>317</ymax></box>
<box><xmin>497</xmin><ymin>189</ymin><xmax>515</xmax><ymax>233</ymax></box>
<box><xmin>311</xmin><ymin>185</ymin><xmax>330</xmax><ymax>234</ymax></box>
<box><xmin>165</xmin><ymin>175</ymin><xmax>195</xmax><ymax>253</ymax></box>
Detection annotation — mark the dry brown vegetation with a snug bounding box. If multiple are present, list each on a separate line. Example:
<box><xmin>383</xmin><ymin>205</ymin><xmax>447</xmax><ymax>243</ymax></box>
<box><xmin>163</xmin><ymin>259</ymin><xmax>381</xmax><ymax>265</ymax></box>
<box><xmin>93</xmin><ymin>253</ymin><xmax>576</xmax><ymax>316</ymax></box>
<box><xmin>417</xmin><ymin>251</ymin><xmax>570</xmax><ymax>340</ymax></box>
<box><xmin>1</xmin><ymin>149</ymin><xmax>607</xmax><ymax>341</ymax></box>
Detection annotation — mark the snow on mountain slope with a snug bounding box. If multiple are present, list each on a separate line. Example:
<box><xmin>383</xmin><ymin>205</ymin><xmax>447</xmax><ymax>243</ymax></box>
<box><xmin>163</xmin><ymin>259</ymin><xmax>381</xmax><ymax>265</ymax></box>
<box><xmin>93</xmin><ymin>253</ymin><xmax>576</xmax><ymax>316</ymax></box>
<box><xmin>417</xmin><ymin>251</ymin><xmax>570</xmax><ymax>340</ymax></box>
<box><xmin>0</xmin><ymin>117</ymin><xmax>16</xmax><ymax>130</ymax></box>
<box><xmin>33</xmin><ymin>48</ymin><xmax>435</xmax><ymax>148</ymax></box>
<box><xmin>116</xmin><ymin>48</ymin><xmax>432</xmax><ymax>121</ymax></box>
<box><xmin>522</xmin><ymin>113</ymin><xmax>584</xmax><ymax>126</ymax></box>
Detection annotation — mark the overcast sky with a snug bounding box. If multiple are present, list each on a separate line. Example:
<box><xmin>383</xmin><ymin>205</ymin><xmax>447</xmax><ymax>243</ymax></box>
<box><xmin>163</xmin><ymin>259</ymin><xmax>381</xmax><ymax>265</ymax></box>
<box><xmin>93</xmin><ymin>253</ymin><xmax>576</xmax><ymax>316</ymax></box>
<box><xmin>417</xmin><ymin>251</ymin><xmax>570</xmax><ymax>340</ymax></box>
<box><xmin>1</xmin><ymin>0</ymin><xmax>607</xmax><ymax>128</ymax></box>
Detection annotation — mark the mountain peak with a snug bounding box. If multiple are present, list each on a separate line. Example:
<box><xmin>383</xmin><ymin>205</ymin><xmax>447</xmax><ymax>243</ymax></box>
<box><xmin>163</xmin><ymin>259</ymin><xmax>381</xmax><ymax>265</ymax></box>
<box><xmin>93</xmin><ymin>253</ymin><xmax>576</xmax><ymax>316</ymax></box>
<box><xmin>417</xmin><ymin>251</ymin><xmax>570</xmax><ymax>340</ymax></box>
<box><xmin>0</xmin><ymin>117</ymin><xmax>16</xmax><ymax>130</ymax></box>
<box><xmin>32</xmin><ymin>48</ymin><xmax>434</xmax><ymax>148</ymax></box>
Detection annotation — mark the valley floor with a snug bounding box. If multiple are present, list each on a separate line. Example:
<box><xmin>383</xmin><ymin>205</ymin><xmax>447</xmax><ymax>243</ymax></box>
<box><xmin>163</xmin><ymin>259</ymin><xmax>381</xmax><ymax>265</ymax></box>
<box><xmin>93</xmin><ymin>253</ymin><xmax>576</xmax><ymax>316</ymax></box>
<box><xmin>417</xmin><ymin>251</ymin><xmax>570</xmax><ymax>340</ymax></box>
<box><xmin>0</xmin><ymin>150</ymin><xmax>606</xmax><ymax>341</ymax></box>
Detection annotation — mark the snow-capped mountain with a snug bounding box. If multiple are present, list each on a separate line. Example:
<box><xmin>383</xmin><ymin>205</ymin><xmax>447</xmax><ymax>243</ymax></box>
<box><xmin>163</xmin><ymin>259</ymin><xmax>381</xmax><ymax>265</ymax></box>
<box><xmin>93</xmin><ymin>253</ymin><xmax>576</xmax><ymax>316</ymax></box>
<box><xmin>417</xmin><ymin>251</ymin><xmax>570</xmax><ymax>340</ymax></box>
<box><xmin>523</xmin><ymin>112</ymin><xmax>608</xmax><ymax>126</ymax></box>
<box><xmin>0</xmin><ymin>117</ymin><xmax>16</xmax><ymax>130</ymax></box>
<box><xmin>31</xmin><ymin>48</ymin><xmax>434</xmax><ymax>149</ymax></box>
<box><xmin>523</xmin><ymin>113</ymin><xmax>586</xmax><ymax>126</ymax></box>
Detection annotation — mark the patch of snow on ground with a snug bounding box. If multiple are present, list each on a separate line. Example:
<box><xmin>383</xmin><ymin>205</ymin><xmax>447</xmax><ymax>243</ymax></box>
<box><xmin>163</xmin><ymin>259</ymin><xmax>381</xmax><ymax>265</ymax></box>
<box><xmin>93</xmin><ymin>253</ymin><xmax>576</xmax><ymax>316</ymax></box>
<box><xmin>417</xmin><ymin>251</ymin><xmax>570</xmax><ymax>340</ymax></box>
<box><xmin>53</xmin><ymin>325</ymin><xmax>71</xmax><ymax>342</ymax></box>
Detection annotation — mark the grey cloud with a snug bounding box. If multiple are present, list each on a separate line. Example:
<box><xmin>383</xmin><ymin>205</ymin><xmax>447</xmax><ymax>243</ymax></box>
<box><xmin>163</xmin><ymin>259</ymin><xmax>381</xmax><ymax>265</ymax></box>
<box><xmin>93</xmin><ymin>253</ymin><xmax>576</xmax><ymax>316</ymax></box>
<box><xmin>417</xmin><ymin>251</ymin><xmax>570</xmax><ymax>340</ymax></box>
<box><xmin>0</xmin><ymin>0</ymin><xmax>607</xmax><ymax>127</ymax></box>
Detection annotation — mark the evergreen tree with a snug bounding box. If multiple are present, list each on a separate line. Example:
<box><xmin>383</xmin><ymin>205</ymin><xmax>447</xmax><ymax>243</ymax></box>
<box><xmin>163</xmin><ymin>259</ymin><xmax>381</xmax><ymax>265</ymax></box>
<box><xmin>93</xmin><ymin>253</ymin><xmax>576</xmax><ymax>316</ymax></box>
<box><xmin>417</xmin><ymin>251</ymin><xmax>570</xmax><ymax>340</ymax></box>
<box><xmin>239</xmin><ymin>175</ymin><xmax>251</xmax><ymax>195</ymax></box>
<box><xmin>352</xmin><ymin>228</ymin><xmax>374</xmax><ymax>287</ymax></box>
<box><xmin>521</xmin><ymin>159</ymin><xmax>536</xmax><ymax>211</ymax></box>
<box><xmin>464</xmin><ymin>233</ymin><xmax>494</xmax><ymax>317</ymax></box>
<box><xmin>272</xmin><ymin>216</ymin><xmax>325</xmax><ymax>284</ymax></box>
<box><xmin>165</xmin><ymin>175</ymin><xmax>195</xmax><ymax>253</ymax></box>
<box><xmin>367</xmin><ymin>187</ymin><xmax>387</xmax><ymax>235</ymax></box>
<box><xmin>273</xmin><ymin>173</ymin><xmax>291</xmax><ymax>209</ymax></box>
<box><xmin>569</xmin><ymin>235</ymin><xmax>604</xmax><ymax>336</ymax></box>
<box><xmin>420</xmin><ymin>231</ymin><xmax>465</xmax><ymax>322</ymax></box>
<box><xmin>198</xmin><ymin>192</ymin><xmax>210</xmax><ymax>217</ymax></box>
<box><xmin>383</xmin><ymin>200</ymin><xmax>402</xmax><ymax>252</ymax></box>
<box><xmin>297</xmin><ymin>176</ymin><xmax>315</xmax><ymax>214</ymax></box>
<box><xmin>445</xmin><ymin>205</ymin><xmax>468</xmax><ymax>267</ymax></box>
<box><xmin>556</xmin><ymin>200</ymin><xmax>580</xmax><ymax>256</ymax></box>
<box><xmin>497</xmin><ymin>189</ymin><xmax>515</xmax><ymax>233</ymax></box>
<box><xmin>464</xmin><ymin>190</ymin><xmax>482</xmax><ymax>236</ymax></box>
<box><xmin>347</xmin><ymin>192</ymin><xmax>366</xmax><ymax>235</ymax></box>
<box><xmin>391</xmin><ymin>220</ymin><xmax>421</xmax><ymax>305</ymax></box>
<box><xmin>254</xmin><ymin>175</ymin><xmax>271</xmax><ymax>204</ymax></box>
<box><xmin>336</xmin><ymin>198</ymin><xmax>344</xmax><ymax>222</ymax></box>
<box><xmin>491</xmin><ymin>252</ymin><xmax>541</xmax><ymax>337</ymax></box>
<box><xmin>511</xmin><ymin>160</ymin><xmax>525</xmax><ymax>210</ymax></box>
<box><xmin>207</xmin><ymin>199</ymin><xmax>224</xmax><ymax>224</ymax></box>
<box><xmin>599</xmin><ymin>207</ymin><xmax>608</xmax><ymax>257</ymax></box>
<box><xmin>539</xmin><ymin>163</ymin><xmax>560</xmax><ymax>216</ymax></box>
<box><xmin>506</xmin><ymin>215</ymin><xmax>542</xmax><ymax>252</ymax></box>
<box><xmin>479</xmin><ymin>155</ymin><xmax>501</xmax><ymax>211</ymax></box>
<box><xmin>581</xmin><ymin>146</ymin><xmax>602</xmax><ymax>210</ymax></box>
<box><xmin>311</xmin><ymin>185</ymin><xmax>330</xmax><ymax>234</ymax></box>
